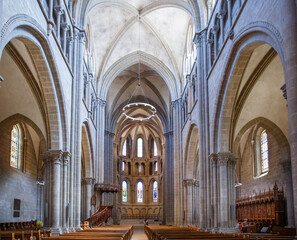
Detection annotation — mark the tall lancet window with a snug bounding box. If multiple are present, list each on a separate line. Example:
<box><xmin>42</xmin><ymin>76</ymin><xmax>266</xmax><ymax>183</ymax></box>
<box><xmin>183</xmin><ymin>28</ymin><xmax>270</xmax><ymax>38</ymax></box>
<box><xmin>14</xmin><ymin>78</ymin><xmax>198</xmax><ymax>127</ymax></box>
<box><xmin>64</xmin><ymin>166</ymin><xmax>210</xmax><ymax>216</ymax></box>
<box><xmin>122</xmin><ymin>139</ymin><xmax>127</xmax><ymax>156</ymax></box>
<box><xmin>10</xmin><ymin>124</ymin><xmax>21</xmax><ymax>169</ymax></box>
<box><xmin>122</xmin><ymin>181</ymin><xmax>127</xmax><ymax>202</ymax></box>
<box><xmin>137</xmin><ymin>137</ymin><xmax>143</xmax><ymax>158</ymax></box>
<box><xmin>261</xmin><ymin>129</ymin><xmax>269</xmax><ymax>173</ymax></box>
<box><xmin>137</xmin><ymin>181</ymin><xmax>143</xmax><ymax>202</ymax></box>
<box><xmin>153</xmin><ymin>181</ymin><xmax>158</xmax><ymax>202</ymax></box>
<box><xmin>153</xmin><ymin>140</ymin><xmax>157</xmax><ymax>156</ymax></box>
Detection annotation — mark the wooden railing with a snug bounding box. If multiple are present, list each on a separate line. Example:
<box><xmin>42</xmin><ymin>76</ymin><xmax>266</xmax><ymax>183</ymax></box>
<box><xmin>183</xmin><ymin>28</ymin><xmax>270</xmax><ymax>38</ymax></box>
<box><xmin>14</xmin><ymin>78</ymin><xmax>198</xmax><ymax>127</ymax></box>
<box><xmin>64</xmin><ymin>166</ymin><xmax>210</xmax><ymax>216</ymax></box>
<box><xmin>236</xmin><ymin>183</ymin><xmax>285</xmax><ymax>226</ymax></box>
<box><xmin>85</xmin><ymin>206</ymin><xmax>113</xmax><ymax>227</ymax></box>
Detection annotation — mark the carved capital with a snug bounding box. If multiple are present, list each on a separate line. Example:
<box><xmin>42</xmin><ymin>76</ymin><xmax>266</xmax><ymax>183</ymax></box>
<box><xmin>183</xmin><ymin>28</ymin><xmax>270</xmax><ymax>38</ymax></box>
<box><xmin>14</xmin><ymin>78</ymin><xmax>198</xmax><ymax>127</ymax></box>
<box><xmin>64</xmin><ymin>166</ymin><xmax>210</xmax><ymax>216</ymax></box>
<box><xmin>43</xmin><ymin>150</ymin><xmax>63</xmax><ymax>165</ymax></box>
<box><xmin>183</xmin><ymin>178</ymin><xmax>197</xmax><ymax>187</ymax></box>
<box><xmin>218</xmin><ymin>152</ymin><xmax>236</xmax><ymax>166</ymax></box>
<box><xmin>63</xmin><ymin>152</ymin><xmax>71</xmax><ymax>165</ymax></box>
<box><xmin>218</xmin><ymin>9</ymin><xmax>226</xmax><ymax>18</ymax></box>
<box><xmin>79</xmin><ymin>32</ymin><xmax>86</xmax><ymax>44</ymax></box>
<box><xmin>97</xmin><ymin>97</ymin><xmax>106</xmax><ymax>107</ymax></box>
<box><xmin>207</xmin><ymin>38</ymin><xmax>214</xmax><ymax>45</ymax></box>
<box><xmin>61</xmin><ymin>23</ymin><xmax>69</xmax><ymax>31</ymax></box>
<box><xmin>82</xmin><ymin>177</ymin><xmax>95</xmax><ymax>185</ymax></box>
<box><xmin>171</xmin><ymin>98</ymin><xmax>182</xmax><ymax>109</ymax></box>
<box><xmin>209</xmin><ymin>153</ymin><xmax>218</xmax><ymax>166</ymax></box>
<box><xmin>280</xmin><ymin>84</ymin><xmax>287</xmax><ymax>106</ymax></box>
<box><xmin>54</xmin><ymin>6</ymin><xmax>64</xmax><ymax>15</ymax></box>
<box><xmin>228</xmin><ymin>29</ymin><xmax>234</xmax><ymax>40</ymax></box>
<box><xmin>193</xmin><ymin>31</ymin><xmax>205</xmax><ymax>46</ymax></box>
<box><xmin>211</xmin><ymin>25</ymin><xmax>219</xmax><ymax>34</ymax></box>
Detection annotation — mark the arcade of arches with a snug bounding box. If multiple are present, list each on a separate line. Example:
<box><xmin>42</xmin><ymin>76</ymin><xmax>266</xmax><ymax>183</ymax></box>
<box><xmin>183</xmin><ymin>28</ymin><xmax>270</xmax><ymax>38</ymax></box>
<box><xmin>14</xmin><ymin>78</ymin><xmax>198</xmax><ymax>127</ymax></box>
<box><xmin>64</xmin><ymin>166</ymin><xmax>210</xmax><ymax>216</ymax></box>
<box><xmin>0</xmin><ymin>0</ymin><xmax>297</xmax><ymax>234</ymax></box>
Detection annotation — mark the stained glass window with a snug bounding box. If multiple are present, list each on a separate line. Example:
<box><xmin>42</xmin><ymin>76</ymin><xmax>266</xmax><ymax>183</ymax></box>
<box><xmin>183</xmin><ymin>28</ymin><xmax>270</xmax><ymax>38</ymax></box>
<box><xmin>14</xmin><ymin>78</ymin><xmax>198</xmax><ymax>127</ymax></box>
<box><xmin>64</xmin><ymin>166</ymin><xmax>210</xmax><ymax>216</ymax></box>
<box><xmin>122</xmin><ymin>161</ymin><xmax>125</xmax><ymax>171</ymax></box>
<box><xmin>153</xmin><ymin>181</ymin><xmax>158</xmax><ymax>202</ymax></box>
<box><xmin>10</xmin><ymin>125</ymin><xmax>20</xmax><ymax>168</ymax></box>
<box><xmin>122</xmin><ymin>181</ymin><xmax>127</xmax><ymax>202</ymax></box>
<box><xmin>122</xmin><ymin>139</ymin><xmax>127</xmax><ymax>156</ymax></box>
<box><xmin>261</xmin><ymin>129</ymin><xmax>269</xmax><ymax>173</ymax></box>
<box><xmin>155</xmin><ymin>162</ymin><xmax>158</xmax><ymax>172</ymax></box>
<box><xmin>137</xmin><ymin>138</ymin><xmax>143</xmax><ymax>158</ymax></box>
<box><xmin>153</xmin><ymin>140</ymin><xmax>157</xmax><ymax>156</ymax></box>
<box><xmin>137</xmin><ymin>181</ymin><xmax>143</xmax><ymax>203</ymax></box>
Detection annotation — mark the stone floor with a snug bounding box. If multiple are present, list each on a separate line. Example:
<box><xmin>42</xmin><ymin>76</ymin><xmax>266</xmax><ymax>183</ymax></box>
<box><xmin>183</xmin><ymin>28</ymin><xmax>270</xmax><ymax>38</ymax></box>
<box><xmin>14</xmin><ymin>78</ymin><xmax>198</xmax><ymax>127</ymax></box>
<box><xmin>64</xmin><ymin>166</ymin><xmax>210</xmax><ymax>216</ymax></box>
<box><xmin>131</xmin><ymin>229</ymin><xmax>148</xmax><ymax>240</ymax></box>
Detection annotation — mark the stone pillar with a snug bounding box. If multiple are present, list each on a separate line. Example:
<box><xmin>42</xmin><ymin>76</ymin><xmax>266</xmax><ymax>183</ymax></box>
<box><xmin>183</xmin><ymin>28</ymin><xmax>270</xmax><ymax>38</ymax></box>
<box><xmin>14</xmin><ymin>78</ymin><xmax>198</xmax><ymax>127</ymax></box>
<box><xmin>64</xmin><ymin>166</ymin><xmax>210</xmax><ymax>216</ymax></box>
<box><xmin>54</xmin><ymin>6</ymin><xmax>63</xmax><ymax>42</ymax></box>
<box><xmin>281</xmin><ymin>161</ymin><xmax>295</xmax><ymax>227</ymax></box>
<box><xmin>96</xmin><ymin>99</ymin><xmax>106</xmax><ymax>183</ymax></box>
<box><xmin>282</xmin><ymin>0</ymin><xmax>297</xmax><ymax>229</ymax></box>
<box><xmin>183</xmin><ymin>179</ymin><xmax>196</xmax><ymax>226</ymax></box>
<box><xmin>227</xmin><ymin>0</ymin><xmax>232</xmax><ymax>29</ymax></box>
<box><xmin>61</xmin><ymin>24</ymin><xmax>69</xmax><ymax>55</ymax></box>
<box><xmin>68</xmin><ymin>27</ymin><xmax>79</xmax><ymax>230</ymax></box>
<box><xmin>62</xmin><ymin>152</ymin><xmax>70</xmax><ymax>232</ymax></box>
<box><xmin>207</xmin><ymin>0</ymin><xmax>213</xmax><ymax>21</ymax></box>
<box><xmin>68</xmin><ymin>0</ymin><xmax>73</xmax><ymax>17</ymax></box>
<box><xmin>218</xmin><ymin>10</ymin><xmax>226</xmax><ymax>44</ymax></box>
<box><xmin>47</xmin><ymin>0</ymin><xmax>54</xmax><ymax>35</ymax></box>
<box><xmin>211</xmin><ymin>26</ymin><xmax>218</xmax><ymax>57</ymax></box>
<box><xmin>210</xmin><ymin>154</ymin><xmax>218</xmax><ymax>229</ymax></box>
<box><xmin>67</xmin><ymin>35</ymin><xmax>73</xmax><ymax>67</ymax></box>
<box><xmin>163</xmin><ymin>131</ymin><xmax>174</xmax><ymax>225</ymax></box>
<box><xmin>207</xmin><ymin>39</ymin><xmax>214</xmax><ymax>69</ymax></box>
<box><xmin>217</xmin><ymin>152</ymin><xmax>237</xmax><ymax>232</ymax></box>
<box><xmin>37</xmin><ymin>180</ymin><xmax>44</xmax><ymax>223</ymax></box>
<box><xmin>82</xmin><ymin>178</ymin><xmax>94</xmax><ymax>219</ymax></box>
<box><xmin>73</xmin><ymin>31</ymin><xmax>86</xmax><ymax>230</ymax></box>
<box><xmin>172</xmin><ymin>99</ymin><xmax>183</xmax><ymax>226</ymax></box>
<box><xmin>44</xmin><ymin>150</ymin><xmax>63</xmax><ymax>234</ymax></box>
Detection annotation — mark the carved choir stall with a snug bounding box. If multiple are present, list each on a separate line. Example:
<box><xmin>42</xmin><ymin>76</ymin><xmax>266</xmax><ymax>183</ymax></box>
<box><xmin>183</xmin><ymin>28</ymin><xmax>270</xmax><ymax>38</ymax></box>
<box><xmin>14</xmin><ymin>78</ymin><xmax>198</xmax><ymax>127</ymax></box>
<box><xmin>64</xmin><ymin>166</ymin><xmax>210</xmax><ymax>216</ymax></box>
<box><xmin>236</xmin><ymin>183</ymin><xmax>285</xmax><ymax>227</ymax></box>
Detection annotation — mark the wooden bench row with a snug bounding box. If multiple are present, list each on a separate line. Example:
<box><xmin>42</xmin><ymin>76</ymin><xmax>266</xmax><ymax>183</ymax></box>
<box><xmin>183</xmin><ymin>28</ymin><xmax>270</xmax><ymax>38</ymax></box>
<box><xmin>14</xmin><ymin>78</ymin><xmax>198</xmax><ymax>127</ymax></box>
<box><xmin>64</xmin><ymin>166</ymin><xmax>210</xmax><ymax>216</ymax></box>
<box><xmin>145</xmin><ymin>225</ymin><xmax>295</xmax><ymax>240</ymax></box>
<box><xmin>41</xmin><ymin>225</ymin><xmax>133</xmax><ymax>240</ymax></box>
<box><xmin>0</xmin><ymin>221</ymin><xmax>38</xmax><ymax>231</ymax></box>
<box><xmin>0</xmin><ymin>229</ymin><xmax>51</xmax><ymax>240</ymax></box>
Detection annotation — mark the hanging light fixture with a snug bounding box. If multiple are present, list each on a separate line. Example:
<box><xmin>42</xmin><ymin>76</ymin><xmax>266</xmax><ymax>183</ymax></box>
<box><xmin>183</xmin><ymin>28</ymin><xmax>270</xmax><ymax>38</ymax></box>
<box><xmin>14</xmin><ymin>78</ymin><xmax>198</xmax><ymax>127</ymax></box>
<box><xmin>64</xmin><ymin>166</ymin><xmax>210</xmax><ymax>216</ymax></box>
<box><xmin>122</xmin><ymin>17</ymin><xmax>157</xmax><ymax>121</ymax></box>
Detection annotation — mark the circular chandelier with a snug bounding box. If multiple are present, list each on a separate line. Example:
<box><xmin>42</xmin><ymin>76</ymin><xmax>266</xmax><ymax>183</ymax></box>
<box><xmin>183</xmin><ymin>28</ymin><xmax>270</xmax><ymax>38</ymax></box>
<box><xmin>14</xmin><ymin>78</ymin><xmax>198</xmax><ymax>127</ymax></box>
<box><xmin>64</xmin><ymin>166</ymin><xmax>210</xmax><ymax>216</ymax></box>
<box><xmin>122</xmin><ymin>17</ymin><xmax>157</xmax><ymax>121</ymax></box>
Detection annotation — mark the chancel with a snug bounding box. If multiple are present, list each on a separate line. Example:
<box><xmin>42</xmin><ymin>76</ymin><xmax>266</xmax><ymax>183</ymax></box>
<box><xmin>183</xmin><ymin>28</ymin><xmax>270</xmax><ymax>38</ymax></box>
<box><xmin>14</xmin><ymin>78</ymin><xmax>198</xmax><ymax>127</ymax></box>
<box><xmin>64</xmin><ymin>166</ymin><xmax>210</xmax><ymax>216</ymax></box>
<box><xmin>0</xmin><ymin>0</ymin><xmax>297</xmax><ymax>239</ymax></box>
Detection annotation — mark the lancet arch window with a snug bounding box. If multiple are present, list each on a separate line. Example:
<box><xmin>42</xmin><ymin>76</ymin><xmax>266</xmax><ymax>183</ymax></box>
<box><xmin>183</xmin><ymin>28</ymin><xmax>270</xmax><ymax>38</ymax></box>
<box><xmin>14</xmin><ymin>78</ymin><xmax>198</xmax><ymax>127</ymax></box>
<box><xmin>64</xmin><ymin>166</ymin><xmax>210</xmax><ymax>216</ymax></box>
<box><xmin>261</xmin><ymin>129</ymin><xmax>269</xmax><ymax>173</ymax></box>
<box><xmin>137</xmin><ymin>181</ymin><xmax>144</xmax><ymax>203</ymax></box>
<box><xmin>137</xmin><ymin>137</ymin><xmax>144</xmax><ymax>158</ymax></box>
<box><xmin>153</xmin><ymin>181</ymin><xmax>158</xmax><ymax>202</ymax></box>
<box><xmin>10</xmin><ymin>124</ymin><xmax>22</xmax><ymax>169</ymax></box>
<box><xmin>122</xmin><ymin>181</ymin><xmax>128</xmax><ymax>202</ymax></box>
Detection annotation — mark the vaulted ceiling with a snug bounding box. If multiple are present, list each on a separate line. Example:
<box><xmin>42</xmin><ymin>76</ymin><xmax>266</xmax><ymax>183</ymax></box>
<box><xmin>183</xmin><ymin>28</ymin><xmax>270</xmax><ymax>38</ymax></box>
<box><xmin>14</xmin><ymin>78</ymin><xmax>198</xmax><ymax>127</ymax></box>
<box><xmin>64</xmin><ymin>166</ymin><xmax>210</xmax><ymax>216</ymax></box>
<box><xmin>81</xmin><ymin>0</ymin><xmax>200</xmax><ymax>134</ymax></box>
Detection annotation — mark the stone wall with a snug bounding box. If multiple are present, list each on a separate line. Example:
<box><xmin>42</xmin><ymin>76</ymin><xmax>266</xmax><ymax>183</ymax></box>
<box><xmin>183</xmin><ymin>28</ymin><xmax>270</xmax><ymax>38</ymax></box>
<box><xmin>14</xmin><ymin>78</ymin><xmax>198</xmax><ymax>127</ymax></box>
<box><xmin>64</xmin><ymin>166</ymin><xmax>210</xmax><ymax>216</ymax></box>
<box><xmin>0</xmin><ymin>120</ymin><xmax>39</xmax><ymax>222</ymax></box>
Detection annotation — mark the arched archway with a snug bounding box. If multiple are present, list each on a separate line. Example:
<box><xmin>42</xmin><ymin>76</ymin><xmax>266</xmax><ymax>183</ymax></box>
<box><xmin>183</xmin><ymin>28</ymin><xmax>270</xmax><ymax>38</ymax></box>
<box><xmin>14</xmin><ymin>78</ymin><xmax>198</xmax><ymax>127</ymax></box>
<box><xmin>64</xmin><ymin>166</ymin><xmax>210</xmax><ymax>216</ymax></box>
<box><xmin>183</xmin><ymin>124</ymin><xmax>199</xmax><ymax>226</ymax></box>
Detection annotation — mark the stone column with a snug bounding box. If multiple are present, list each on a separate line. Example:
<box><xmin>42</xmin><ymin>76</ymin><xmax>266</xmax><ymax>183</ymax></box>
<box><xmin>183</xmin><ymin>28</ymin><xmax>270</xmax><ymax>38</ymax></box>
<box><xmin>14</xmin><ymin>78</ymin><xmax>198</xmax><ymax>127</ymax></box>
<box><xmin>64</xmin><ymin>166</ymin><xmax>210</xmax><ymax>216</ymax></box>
<box><xmin>207</xmin><ymin>0</ymin><xmax>212</xmax><ymax>21</ymax></box>
<box><xmin>62</xmin><ymin>152</ymin><xmax>71</xmax><ymax>232</ymax></box>
<box><xmin>282</xmin><ymin>0</ymin><xmax>297</xmax><ymax>229</ymax></box>
<box><xmin>68</xmin><ymin>27</ymin><xmax>79</xmax><ymax>230</ymax></box>
<box><xmin>207</xmin><ymin>39</ymin><xmax>214</xmax><ymax>70</ymax></box>
<box><xmin>217</xmin><ymin>152</ymin><xmax>237</xmax><ymax>232</ymax></box>
<box><xmin>96</xmin><ymin>99</ymin><xmax>106</xmax><ymax>183</ymax></box>
<box><xmin>227</xmin><ymin>0</ymin><xmax>232</xmax><ymax>29</ymax></box>
<box><xmin>47</xmin><ymin>0</ymin><xmax>54</xmax><ymax>35</ymax></box>
<box><xmin>211</xmin><ymin>26</ymin><xmax>219</xmax><ymax>57</ymax></box>
<box><xmin>209</xmin><ymin>154</ymin><xmax>218</xmax><ymax>229</ymax></box>
<box><xmin>82</xmin><ymin>178</ymin><xmax>94</xmax><ymax>219</ymax></box>
<box><xmin>163</xmin><ymin>131</ymin><xmax>174</xmax><ymax>225</ymax></box>
<box><xmin>61</xmin><ymin>23</ymin><xmax>69</xmax><ymax>55</ymax></box>
<box><xmin>73</xmin><ymin>31</ymin><xmax>86</xmax><ymax>230</ymax></box>
<box><xmin>183</xmin><ymin>179</ymin><xmax>196</xmax><ymax>226</ymax></box>
<box><xmin>172</xmin><ymin>99</ymin><xmax>183</xmax><ymax>226</ymax></box>
<box><xmin>37</xmin><ymin>180</ymin><xmax>44</xmax><ymax>223</ymax></box>
<box><xmin>54</xmin><ymin>6</ymin><xmax>63</xmax><ymax>42</ymax></box>
<box><xmin>281</xmin><ymin>161</ymin><xmax>295</xmax><ymax>227</ymax></box>
<box><xmin>44</xmin><ymin>150</ymin><xmax>63</xmax><ymax>234</ymax></box>
<box><xmin>218</xmin><ymin>10</ymin><xmax>226</xmax><ymax>44</ymax></box>
<box><xmin>67</xmin><ymin>35</ymin><xmax>73</xmax><ymax>67</ymax></box>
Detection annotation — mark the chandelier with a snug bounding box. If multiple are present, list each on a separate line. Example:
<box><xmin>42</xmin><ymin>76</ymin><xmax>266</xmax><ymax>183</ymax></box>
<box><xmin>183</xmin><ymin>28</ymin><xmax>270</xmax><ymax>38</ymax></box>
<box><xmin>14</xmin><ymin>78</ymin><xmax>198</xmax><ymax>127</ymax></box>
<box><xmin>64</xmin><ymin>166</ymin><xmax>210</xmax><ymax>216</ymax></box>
<box><xmin>122</xmin><ymin>18</ymin><xmax>157</xmax><ymax>121</ymax></box>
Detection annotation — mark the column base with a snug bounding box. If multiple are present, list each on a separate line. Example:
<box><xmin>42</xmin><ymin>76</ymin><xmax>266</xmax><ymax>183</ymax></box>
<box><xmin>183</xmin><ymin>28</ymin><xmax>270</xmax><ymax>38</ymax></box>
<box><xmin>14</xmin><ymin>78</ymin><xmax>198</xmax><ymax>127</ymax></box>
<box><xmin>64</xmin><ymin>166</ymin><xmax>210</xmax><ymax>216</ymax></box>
<box><xmin>61</xmin><ymin>227</ymin><xmax>69</xmax><ymax>234</ymax></box>
<box><xmin>51</xmin><ymin>227</ymin><xmax>61</xmax><ymax>236</ymax></box>
<box><xmin>75</xmin><ymin>226</ymin><xmax>83</xmax><ymax>231</ymax></box>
